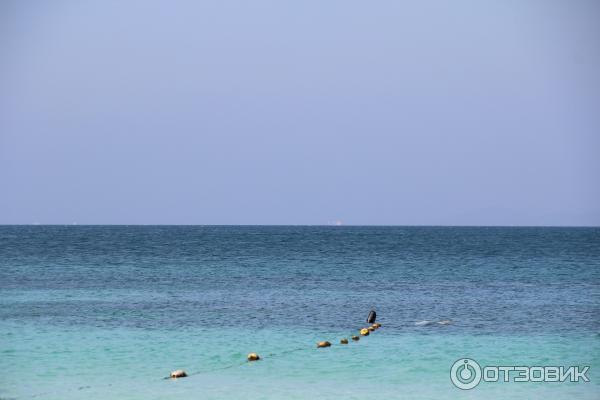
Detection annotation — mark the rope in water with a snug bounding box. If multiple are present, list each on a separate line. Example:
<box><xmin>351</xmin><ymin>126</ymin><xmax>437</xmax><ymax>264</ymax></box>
<box><xmin>24</xmin><ymin>324</ymin><xmax>381</xmax><ymax>398</ymax></box>
<box><xmin>162</xmin><ymin>346</ymin><xmax>313</xmax><ymax>380</ymax></box>
<box><xmin>165</xmin><ymin>322</ymin><xmax>382</xmax><ymax>380</ymax></box>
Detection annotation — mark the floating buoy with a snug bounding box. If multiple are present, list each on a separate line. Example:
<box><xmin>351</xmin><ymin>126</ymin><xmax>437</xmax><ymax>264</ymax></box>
<box><xmin>351</xmin><ymin>335</ymin><xmax>360</xmax><ymax>341</ymax></box>
<box><xmin>368</xmin><ymin>326</ymin><xmax>375</xmax><ymax>332</ymax></box>
<box><xmin>374</xmin><ymin>323</ymin><xmax>381</xmax><ymax>328</ymax></box>
<box><xmin>371</xmin><ymin>324</ymin><xmax>378</xmax><ymax>330</ymax></box>
<box><xmin>340</xmin><ymin>338</ymin><xmax>349</xmax><ymax>344</ymax></box>
<box><xmin>317</xmin><ymin>341</ymin><xmax>331</xmax><ymax>348</ymax></box>
<box><xmin>367</xmin><ymin>310</ymin><xmax>377</xmax><ymax>324</ymax></box>
<box><xmin>360</xmin><ymin>328</ymin><xmax>370</xmax><ymax>336</ymax></box>
<box><xmin>247</xmin><ymin>353</ymin><xmax>260</xmax><ymax>361</ymax></box>
<box><xmin>170</xmin><ymin>370</ymin><xmax>187</xmax><ymax>378</ymax></box>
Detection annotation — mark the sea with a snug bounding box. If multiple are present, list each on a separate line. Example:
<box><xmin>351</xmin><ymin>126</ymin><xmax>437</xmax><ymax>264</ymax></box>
<box><xmin>1</xmin><ymin>225</ymin><xmax>599</xmax><ymax>399</ymax></box>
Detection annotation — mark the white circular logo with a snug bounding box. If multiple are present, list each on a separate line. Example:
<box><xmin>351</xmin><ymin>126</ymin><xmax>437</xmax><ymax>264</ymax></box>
<box><xmin>450</xmin><ymin>358</ymin><xmax>482</xmax><ymax>390</ymax></box>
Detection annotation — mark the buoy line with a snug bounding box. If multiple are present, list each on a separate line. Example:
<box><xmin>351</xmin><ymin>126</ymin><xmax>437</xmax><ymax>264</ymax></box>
<box><xmin>22</xmin><ymin>314</ymin><xmax>382</xmax><ymax>398</ymax></box>
<box><xmin>164</xmin><ymin>360</ymin><xmax>251</xmax><ymax>379</ymax></box>
<box><xmin>162</xmin><ymin>346</ymin><xmax>310</xmax><ymax>380</ymax></box>
<box><xmin>24</xmin><ymin>330</ymin><xmax>372</xmax><ymax>400</ymax></box>
<box><xmin>166</xmin><ymin>312</ymin><xmax>382</xmax><ymax>380</ymax></box>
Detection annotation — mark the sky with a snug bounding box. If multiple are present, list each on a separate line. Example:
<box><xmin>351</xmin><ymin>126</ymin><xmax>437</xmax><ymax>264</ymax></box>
<box><xmin>1</xmin><ymin>0</ymin><xmax>599</xmax><ymax>225</ymax></box>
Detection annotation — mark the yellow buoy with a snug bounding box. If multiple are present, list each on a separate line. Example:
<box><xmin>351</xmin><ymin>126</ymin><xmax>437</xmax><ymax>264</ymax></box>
<box><xmin>360</xmin><ymin>328</ymin><xmax>370</xmax><ymax>336</ymax></box>
<box><xmin>247</xmin><ymin>353</ymin><xmax>261</xmax><ymax>361</ymax></box>
<box><xmin>351</xmin><ymin>335</ymin><xmax>360</xmax><ymax>341</ymax></box>
<box><xmin>317</xmin><ymin>341</ymin><xmax>331</xmax><ymax>348</ymax></box>
<box><xmin>340</xmin><ymin>338</ymin><xmax>349</xmax><ymax>344</ymax></box>
<box><xmin>170</xmin><ymin>369</ymin><xmax>187</xmax><ymax>378</ymax></box>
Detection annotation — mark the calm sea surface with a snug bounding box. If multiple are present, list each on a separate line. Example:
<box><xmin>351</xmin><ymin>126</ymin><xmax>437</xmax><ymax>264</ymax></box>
<box><xmin>1</xmin><ymin>226</ymin><xmax>599</xmax><ymax>399</ymax></box>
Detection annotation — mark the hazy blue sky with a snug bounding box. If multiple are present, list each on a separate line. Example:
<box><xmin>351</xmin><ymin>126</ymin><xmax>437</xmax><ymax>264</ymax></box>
<box><xmin>1</xmin><ymin>0</ymin><xmax>598</xmax><ymax>225</ymax></box>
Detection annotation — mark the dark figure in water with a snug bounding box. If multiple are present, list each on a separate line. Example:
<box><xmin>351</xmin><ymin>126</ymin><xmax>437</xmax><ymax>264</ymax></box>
<box><xmin>367</xmin><ymin>310</ymin><xmax>376</xmax><ymax>324</ymax></box>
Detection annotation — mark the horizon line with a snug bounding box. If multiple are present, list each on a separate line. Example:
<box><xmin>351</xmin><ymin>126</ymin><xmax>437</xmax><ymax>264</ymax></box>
<box><xmin>1</xmin><ymin>224</ymin><xmax>598</xmax><ymax>228</ymax></box>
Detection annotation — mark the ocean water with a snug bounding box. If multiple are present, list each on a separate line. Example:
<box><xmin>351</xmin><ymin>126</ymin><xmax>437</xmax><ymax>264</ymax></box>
<box><xmin>1</xmin><ymin>226</ymin><xmax>599</xmax><ymax>399</ymax></box>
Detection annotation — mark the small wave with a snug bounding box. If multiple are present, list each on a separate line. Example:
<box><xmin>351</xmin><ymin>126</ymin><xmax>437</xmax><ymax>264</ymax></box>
<box><xmin>415</xmin><ymin>320</ymin><xmax>434</xmax><ymax>326</ymax></box>
<box><xmin>415</xmin><ymin>320</ymin><xmax>453</xmax><ymax>326</ymax></box>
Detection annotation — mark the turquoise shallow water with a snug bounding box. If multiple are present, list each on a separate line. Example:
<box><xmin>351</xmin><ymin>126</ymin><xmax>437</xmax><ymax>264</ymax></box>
<box><xmin>1</xmin><ymin>226</ymin><xmax>599</xmax><ymax>399</ymax></box>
